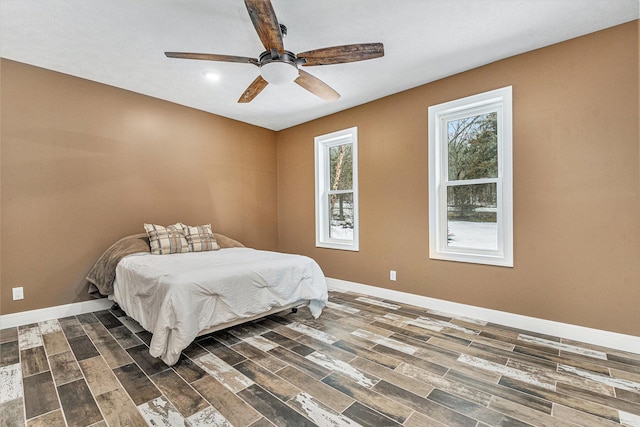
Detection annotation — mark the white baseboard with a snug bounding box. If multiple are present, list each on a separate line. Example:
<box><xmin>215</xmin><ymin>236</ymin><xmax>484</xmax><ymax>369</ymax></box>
<box><xmin>327</xmin><ymin>278</ymin><xmax>640</xmax><ymax>355</ymax></box>
<box><xmin>0</xmin><ymin>299</ymin><xmax>112</xmax><ymax>329</ymax></box>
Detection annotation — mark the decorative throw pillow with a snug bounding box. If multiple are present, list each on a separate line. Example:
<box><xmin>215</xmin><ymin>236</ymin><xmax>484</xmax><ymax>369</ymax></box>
<box><xmin>183</xmin><ymin>224</ymin><xmax>220</xmax><ymax>252</ymax></box>
<box><xmin>144</xmin><ymin>223</ymin><xmax>190</xmax><ymax>255</ymax></box>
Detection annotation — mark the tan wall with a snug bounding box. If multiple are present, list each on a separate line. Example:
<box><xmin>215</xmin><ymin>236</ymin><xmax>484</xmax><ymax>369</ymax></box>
<box><xmin>0</xmin><ymin>59</ymin><xmax>278</xmax><ymax>315</ymax></box>
<box><xmin>277</xmin><ymin>21</ymin><xmax>640</xmax><ymax>336</ymax></box>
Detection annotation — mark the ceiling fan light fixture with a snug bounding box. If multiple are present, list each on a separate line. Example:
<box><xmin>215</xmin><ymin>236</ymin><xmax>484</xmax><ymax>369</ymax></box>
<box><xmin>260</xmin><ymin>61</ymin><xmax>298</xmax><ymax>85</ymax></box>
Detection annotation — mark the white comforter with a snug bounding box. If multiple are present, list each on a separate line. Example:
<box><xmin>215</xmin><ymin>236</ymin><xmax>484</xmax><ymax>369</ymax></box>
<box><xmin>113</xmin><ymin>248</ymin><xmax>328</xmax><ymax>365</ymax></box>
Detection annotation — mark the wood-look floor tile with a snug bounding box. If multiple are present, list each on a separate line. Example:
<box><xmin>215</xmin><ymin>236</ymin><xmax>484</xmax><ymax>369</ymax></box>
<box><xmin>488</xmin><ymin>396</ymin><xmax>577</xmax><ymax>427</ymax></box>
<box><xmin>403</xmin><ymin>410</ymin><xmax>448</xmax><ymax>427</ymax></box>
<box><xmin>76</xmin><ymin>313</ymin><xmax>99</xmax><ymax>325</ymax></box>
<box><xmin>235</xmin><ymin>359</ymin><xmax>300</xmax><ymax>401</ymax></box>
<box><xmin>6</xmin><ymin>290</ymin><xmax>640</xmax><ymax>427</ymax></box>
<box><xmin>370</xmin><ymin>317</ymin><xmax>436</xmax><ymax>342</ymax></box>
<box><xmin>194</xmin><ymin>352</ymin><xmax>254</xmax><ymax>393</ymax></box>
<box><xmin>351</xmin><ymin>356</ymin><xmax>433</xmax><ymax>396</ymax></box>
<box><xmin>332</xmin><ymin>338</ymin><xmax>402</xmax><ymax>369</ymax></box>
<box><xmin>368</xmin><ymin>379</ymin><xmax>477</xmax><ymax>426</ymax></box>
<box><xmin>83</xmin><ymin>322</ymin><xmax>114</xmax><ymax>343</ymax></box>
<box><xmin>94</xmin><ymin>310</ymin><xmax>123</xmax><ymax>329</ymax></box>
<box><xmin>152</xmin><ymin>368</ymin><xmax>209</xmax><ymax>417</ymax></box>
<box><xmin>49</xmin><ymin>350</ymin><xmax>83</xmax><ymax>385</ymax></box>
<box><xmin>95</xmin><ymin>337</ymin><xmax>134</xmax><ymax>368</ymax></box>
<box><xmin>57</xmin><ymin>378</ymin><xmax>103</xmax><ymax>427</ymax></box>
<box><xmin>458</xmin><ymin>353</ymin><xmax>556</xmax><ymax>390</ymax></box>
<box><xmin>287</xmin><ymin>391</ymin><xmax>363</xmax><ymax>426</ymax></box>
<box><xmin>616</xmin><ymin>388</ymin><xmax>640</xmax><ymax>405</ymax></box>
<box><xmin>109</xmin><ymin>325</ymin><xmax>143</xmax><ymax>349</ymax></box>
<box><xmin>552</xmin><ymin>403</ymin><xmax>622</xmax><ymax>427</ymax></box>
<box><xmin>267</xmin><ymin>346</ymin><xmax>331</xmax><ymax>380</ymax></box>
<box><xmin>371</xmin><ymin>343</ymin><xmax>449</xmax><ymax>377</ymax></box>
<box><xmin>498</xmin><ymin>376</ymin><xmax>620</xmax><ymax>422</ymax></box>
<box><xmin>192</xmin><ymin>376</ymin><xmax>262</xmax><ymax>426</ymax></box>
<box><xmin>118</xmin><ymin>316</ymin><xmax>145</xmax><ymax>333</ymax></box>
<box><xmin>42</xmin><ymin>331</ymin><xmax>70</xmax><ymax>356</ymax></box>
<box><xmin>187</xmin><ymin>406</ymin><xmax>233</xmax><ymax>427</ymax></box>
<box><xmin>18</xmin><ymin>326</ymin><xmax>42</xmax><ymax>350</ymax></box>
<box><xmin>471</xmin><ymin>339</ymin><xmax>559</xmax><ymax>370</ymax></box>
<box><xmin>306</xmin><ymin>351</ymin><xmax>379</xmax><ymax>387</ymax></box>
<box><xmin>58</xmin><ymin>317</ymin><xmax>86</xmax><ymax>339</ymax></box>
<box><xmin>0</xmin><ymin>327</ymin><xmax>18</xmax><ymax>344</ymax></box>
<box><xmin>556</xmin><ymin>381</ymin><xmax>640</xmax><ymax>416</ymax></box>
<box><xmin>67</xmin><ymin>335</ymin><xmax>100</xmax><ymax>361</ymax></box>
<box><xmin>0</xmin><ymin>341</ymin><xmax>19</xmax><ymax>367</ymax></box>
<box><xmin>237</xmin><ymin>384</ymin><xmax>317</xmax><ymax>427</ymax></box>
<box><xmin>513</xmin><ymin>345</ymin><xmax>613</xmax><ymax>376</ymax></box>
<box><xmin>20</xmin><ymin>346</ymin><xmax>49</xmax><ymax>377</ymax></box>
<box><xmin>395</xmin><ymin>362</ymin><xmax>493</xmax><ymax>406</ymax></box>
<box><xmin>296</xmin><ymin>335</ymin><xmax>356</xmax><ymax>363</ymax></box>
<box><xmin>227</xmin><ymin>322</ymin><xmax>271</xmax><ymax>340</ymax></box>
<box><xmin>0</xmin><ymin>398</ymin><xmax>25</xmax><ymax>427</ymax></box>
<box><xmin>445</xmin><ymin>368</ymin><xmax>553</xmax><ymax>414</ymax></box>
<box><xmin>135</xmin><ymin>330</ymin><xmax>153</xmax><ymax>346</ymax></box>
<box><xmin>232</xmin><ymin>341</ymin><xmax>289</xmax><ymax>372</ymax></box>
<box><xmin>199</xmin><ymin>336</ymin><xmax>247</xmax><ymax>365</ymax></box>
<box><xmin>78</xmin><ymin>356</ymin><xmax>120</xmax><ymax>396</ymax></box>
<box><xmin>137</xmin><ymin>395</ymin><xmax>186</xmax><ymax>426</ymax></box>
<box><xmin>38</xmin><ymin>319</ymin><xmax>62</xmax><ymax>334</ymax></box>
<box><xmin>427</xmin><ymin>388</ymin><xmax>530</xmax><ymax>426</ymax></box>
<box><xmin>113</xmin><ymin>362</ymin><xmax>162</xmax><ymax>406</ymax></box>
<box><xmin>173</xmin><ymin>356</ymin><xmax>208</xmax><ymax>383</ymax></box>
<box><xmin>248</xmin><ymin>417</ymin><xmax>276</xmax><ymax>427</ymax></box>
<box><xmin>25</xmin><ymin>408</ymin><xmax>65</xmax><ymax>427</ymax></box>
<box><xmin>285</xmin><ymin>321</ymin><xmax>340</xmax><ymax>344</ymax></box>
<box><xmin>211</xmin><ymin>330</ymin><xmax>243</xmax><ymax>346</ymax></box>
<box><xmin>1</xmin><ymin>363</ymin><xmax>23</xmax><ymax>405</ymax></box>
<box><xmin>23</xmin><ymin>371</ymin><xmax>59</xmax><ymax>419</ymax></box>
<box><xmin>276</xmin><ymin>364</ymin><xmax>355</xmax><ymax>413</ymax></box>
<box><xmin>341</xmin><ymin>401</ymin><xmax>402</xmax><ymax>427</ymax></box>
<box><xmin>95</xmin><ymin>387</ymin><xmax>148</xmax><ymax>427</ymax></box>
<box><xmin>126</xmin><ymin>344</ymin><xmax>169</xmax><ymax>375</ymax></box>
<box><xmin>322</xmin><ymin>372</ymin><xmax>413</xmax><ymax>424</ymax></box>
<box><xmin>243</xmin><ymin>335</ymin><xmax>279</xmax><ymax>352</ymax></box>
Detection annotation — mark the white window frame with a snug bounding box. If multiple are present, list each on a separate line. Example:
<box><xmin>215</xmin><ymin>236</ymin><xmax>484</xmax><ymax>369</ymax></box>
<box><xmin>428</xmin><ymin>86</ymin><xmax>513</xmax><ymax>267</ymax></box>
<box><xmin>315</xmin><ymin>127</ymin><xmax>359</xmax><ymax>251</ymax></box>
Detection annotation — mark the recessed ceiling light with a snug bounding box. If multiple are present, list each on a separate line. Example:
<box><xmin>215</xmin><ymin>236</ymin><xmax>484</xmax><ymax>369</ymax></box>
<box><xmin>203</xmin><ymin>71</ymin><xmax>220</xmax><ymax>82</ymax></box>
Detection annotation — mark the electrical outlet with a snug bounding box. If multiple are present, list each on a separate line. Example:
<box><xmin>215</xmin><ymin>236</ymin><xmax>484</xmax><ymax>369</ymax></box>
<box><xmin>12</xmin><ymin>287</ymin><xmax>24</xmax><ymax>300</ymax></box>
<box><xmin>390</xmin><ymin>270</ymin><xmax>396</xmax><ymax>281</ymax></box>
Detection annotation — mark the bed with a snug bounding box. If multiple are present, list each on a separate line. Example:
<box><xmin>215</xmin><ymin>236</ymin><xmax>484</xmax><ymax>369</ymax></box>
<box><xmin>86</xmin><ymin>230</ymin><xmax>328</xmax><ymax>365</ymax></box>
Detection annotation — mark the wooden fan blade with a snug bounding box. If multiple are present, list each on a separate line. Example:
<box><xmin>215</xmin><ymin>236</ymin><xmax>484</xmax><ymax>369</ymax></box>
<box><xmin>238</xmin><ymin>75</ymin><xmax>269</xmax><ymax>103</ymax></box>
<box><xmin>165</xmin><ymin>52</ymin><xmax>259</xmax><ymax>66</ymax></box>
<box><xmin>244</xmin><ymin>0</ymin><xmax>284</xmax><ymax>53</ymax></box>
<box><xmin>294</xmin><ymin>70</ymin><xmax>340</xmax><ymax>101</ymax></box>
<box><xmin>298</xmin><ymin>43</ymin><xmax>384</xmax><ymax>66</ymax></box>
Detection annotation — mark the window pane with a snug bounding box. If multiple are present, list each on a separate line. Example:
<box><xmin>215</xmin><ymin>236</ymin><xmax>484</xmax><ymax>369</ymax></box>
<box><xmin>447</xmin><ymin>183</ymin><xmax>497</xmax><ymax>251</ymax></box>
<box><xmin>447</xmin><ymin>112</ymin><xmax>498</xmax><ymax>181</ymax></box>
<box><xmin>329</xmin><ymin>192</ymin><xmax>353</xmax><ymax>240</ymax></box>
<box><xmin>330</xmin><ymin>144</ymin><xmax>353</xmax><ymax>191</ymax></box>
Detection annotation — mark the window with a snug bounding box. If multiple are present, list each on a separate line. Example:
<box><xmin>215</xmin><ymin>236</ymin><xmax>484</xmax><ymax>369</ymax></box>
<box><xmin>315</xmin><ymin>127</ymin><xmax>359</xmax><ymax>251</ymax></box>
<box><xmin>428</xmin><ymin>87</ymin><xmax>513</xmax><ymax>266</ymax></box>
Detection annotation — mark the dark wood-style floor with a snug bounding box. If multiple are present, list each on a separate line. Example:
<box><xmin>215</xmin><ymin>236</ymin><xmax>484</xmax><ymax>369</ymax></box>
<box><xmin>1</xmin><ymin>290</ymin><xmax>639</xmax><ymax>427</ymax></box>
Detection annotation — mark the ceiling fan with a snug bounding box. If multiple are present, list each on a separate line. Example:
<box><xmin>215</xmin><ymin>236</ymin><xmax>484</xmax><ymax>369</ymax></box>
<box><xmin>165</xmin><ymin>0</ymin><xmax>384</xmax><ymax>103</ymax></box>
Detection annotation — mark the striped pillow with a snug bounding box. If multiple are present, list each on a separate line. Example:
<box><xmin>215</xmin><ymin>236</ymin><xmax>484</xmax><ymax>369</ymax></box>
<box><xmin>144</xmin><ymin>223</ymin><xmax>190</xmax><ymax>255</ymax></box>
<box><xmin>184</xmin><ymin>224</ymin><xmax>219</xmax><ymax>252</ymax></box>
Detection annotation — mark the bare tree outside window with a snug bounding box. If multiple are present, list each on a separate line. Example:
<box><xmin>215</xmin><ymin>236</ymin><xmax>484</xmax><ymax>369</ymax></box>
<box><xmin>446</xmin><ymin>112</ymin><xmax>498</xmax><ymax>250</ymax></box>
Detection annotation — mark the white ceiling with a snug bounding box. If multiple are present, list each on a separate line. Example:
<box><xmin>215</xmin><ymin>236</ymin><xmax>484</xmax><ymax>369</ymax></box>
<box><xmin>1</xmin><ymin>0</ymin><xmax>638</xmax><ymax>130</ymax></box>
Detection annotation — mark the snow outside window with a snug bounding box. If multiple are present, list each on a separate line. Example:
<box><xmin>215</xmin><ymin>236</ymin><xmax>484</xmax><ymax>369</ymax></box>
<box><xmin>315</xmin><ymin>127</ymin><xmax>359</xmax><ymax>251</ymax></box>
<box><xmin>428</xmin><ymin>87</ymin><xmax>513</xmax><ymax>267</ymax></box>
